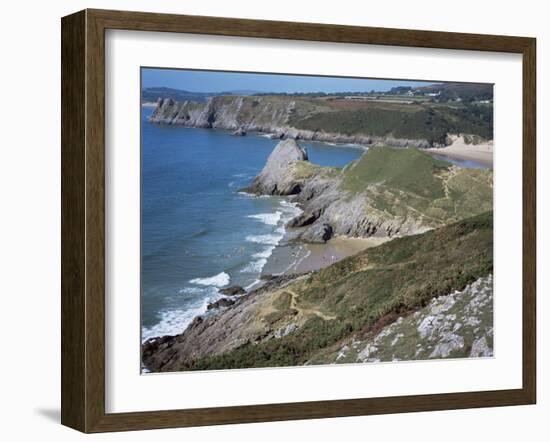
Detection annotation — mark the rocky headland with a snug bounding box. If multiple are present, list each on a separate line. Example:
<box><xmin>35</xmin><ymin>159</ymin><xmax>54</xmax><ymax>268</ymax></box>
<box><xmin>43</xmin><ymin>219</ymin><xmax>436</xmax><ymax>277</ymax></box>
<box><xmin>243</xmin><ymin>139</ymin><xmax>493</xmax><ymax>243</ymax></box>
<box><xmin>148</xmin><ymin>94</ymin><xmax>493</xmax><ymax>149</ymax></box>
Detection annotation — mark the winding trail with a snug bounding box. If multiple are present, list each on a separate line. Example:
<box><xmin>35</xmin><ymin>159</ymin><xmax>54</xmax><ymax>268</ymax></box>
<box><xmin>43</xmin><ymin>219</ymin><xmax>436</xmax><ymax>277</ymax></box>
<box><xmin>287</xmin><ymin>289</ymin><xmax>337</xmax><ymax>321</ymax></box>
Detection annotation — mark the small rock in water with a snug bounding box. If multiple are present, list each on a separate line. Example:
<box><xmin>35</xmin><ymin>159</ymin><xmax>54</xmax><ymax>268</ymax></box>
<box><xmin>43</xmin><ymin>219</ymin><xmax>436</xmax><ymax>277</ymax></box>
<box><xmin>218</xmin><ymin>285</ymin><xmax>246</xmax><ymax>296</ymax></box>
<box><xmin>207</xmin><ymin>297</ymin><xmax>236</xmax><ymax>310</ymax></box>
<box><xmin>232</xmin><ymin>127</ymin><xmax>247</xmax><ymax>136</ymax></box>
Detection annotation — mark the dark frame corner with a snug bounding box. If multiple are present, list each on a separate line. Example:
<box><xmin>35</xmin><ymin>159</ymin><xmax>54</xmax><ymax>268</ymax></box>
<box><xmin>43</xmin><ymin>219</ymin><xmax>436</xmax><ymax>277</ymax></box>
<box><xmin>61</xmin><ymin>8</ymin><xmax>536</xmax><ymax>433</ymax></box>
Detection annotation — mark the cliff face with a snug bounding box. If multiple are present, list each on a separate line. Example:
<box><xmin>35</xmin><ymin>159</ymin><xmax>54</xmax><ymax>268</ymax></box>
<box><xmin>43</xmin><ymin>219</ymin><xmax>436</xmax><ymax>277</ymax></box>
<box><xmin>245</xmin><ymin>141</ymin><xmax>493</xmax><ymax>243</ymax></box>
<box><xmin>148</xmin><ymin>95</ymin><xmax>436</xmax><ymax>148</ymax></box>
<box><xmin>244</xmin><ymin>139</ymin><xmax>309</xmax><ymax>195</ymax></box>
<box><xmin>149</xmin><ymin>95</ymin><xmax>294</xmax><ymax>130</ymax></box>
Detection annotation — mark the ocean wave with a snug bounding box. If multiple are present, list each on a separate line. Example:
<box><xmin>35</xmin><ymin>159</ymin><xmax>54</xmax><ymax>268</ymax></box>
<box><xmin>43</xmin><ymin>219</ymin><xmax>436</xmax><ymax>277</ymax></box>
<box><xmin>247</xmin><ymin>211</ymin><xmax>282</xmax><ymax>226</ymax></box>
<box><xmin>177</xmin><ymin>286</ymin><xmax>204</xmax><ymax>295</ymax></box>
<box><xmin>189</xmin><ymin>271</ymin><xmax>230</xmax><ymax>287</ymax></box>
<box><xmin>240</xmin><ymin>258</ymin><xmax>267</xmax><ymax>273</ymax></box>
<box><xmin>141</xmin><ymin>300</ymin><xmax>209</xmax><ymax>342</ymax></box>
<box><xmin>279</xmin><ymin>199</ymin><xmax>302</xmax><ymax>213</ymax></box>
<box><xmin>253</xmin><ymin>246</ymin><xmax>275</xmax><ymax>259</ymax></box>
<box><xmin>245</xmin><ymin>234</ymin><xmax>282</xmax><ymax>245</ymax></box>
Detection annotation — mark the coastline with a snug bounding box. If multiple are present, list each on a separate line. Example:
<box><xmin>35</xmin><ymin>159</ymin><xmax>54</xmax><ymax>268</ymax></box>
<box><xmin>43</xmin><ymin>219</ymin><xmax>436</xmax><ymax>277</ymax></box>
<box><xmin>141</xmin><ymin>131</ymin><xmax>493</xmax><ymax>344</ymax></box>
<box><xmin>424</xmin><ymin>135</ymin><xmax>493</xmax><ymax>168</ymax></box>
<box><xmin>258</xmin><ymin>229</ymin><xmax>389</xmax><ymax>283</ymax></box>
<box><xmin>287</xmin><ymin>236</ymin><xmax>388</xmax><ymax>274</ymax></box>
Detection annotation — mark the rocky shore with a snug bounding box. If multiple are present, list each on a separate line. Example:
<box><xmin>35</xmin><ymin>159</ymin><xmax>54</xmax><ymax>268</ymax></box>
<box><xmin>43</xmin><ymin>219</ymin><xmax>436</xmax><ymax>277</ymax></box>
<box><xmin>148</xmin><ymin>96</ymin><xmax>439</xmax><ymax>148</ymax></box>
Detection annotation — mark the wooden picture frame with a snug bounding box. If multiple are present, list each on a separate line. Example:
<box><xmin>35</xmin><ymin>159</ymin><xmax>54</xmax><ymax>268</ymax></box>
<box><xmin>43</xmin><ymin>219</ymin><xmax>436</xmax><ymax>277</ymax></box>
<box><xmin>61</xmin><ymin>8</ymin><xmax>536</xmax><ymax>433</ymax></box>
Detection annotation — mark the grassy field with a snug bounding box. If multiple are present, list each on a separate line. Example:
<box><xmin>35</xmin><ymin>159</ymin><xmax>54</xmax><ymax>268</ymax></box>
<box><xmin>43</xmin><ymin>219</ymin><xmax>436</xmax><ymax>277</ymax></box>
<box><xmin>288</xmin><ymin>101</ymin><xmax>493</xmax><ymax>144</ymax></box>
<box><xmin>341</xmin><ymin>146</ymin><xmax>449</xmax><ymax>196</ymax></box>
<box><xmin>338</xmin><ymin>147</ymin><xmax>493</xmax><ymax>225</ymax></box>
<box><xmin>186</xmin><ymin>211</ymin><xmax>493</xmax><ymax>370</ymax></box>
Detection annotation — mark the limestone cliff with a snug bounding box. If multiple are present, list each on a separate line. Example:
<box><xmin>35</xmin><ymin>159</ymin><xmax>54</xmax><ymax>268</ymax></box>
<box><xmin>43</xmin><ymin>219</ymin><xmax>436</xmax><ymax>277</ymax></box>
<box><xmin>149</xmin><ymin>95</ymin><xmax>441</xmax><ymax>148</ymax></box>
<box><xmin>243</xmin><ymin>139</ymin><xmax>309</xmax><ymax>195</ymax></box>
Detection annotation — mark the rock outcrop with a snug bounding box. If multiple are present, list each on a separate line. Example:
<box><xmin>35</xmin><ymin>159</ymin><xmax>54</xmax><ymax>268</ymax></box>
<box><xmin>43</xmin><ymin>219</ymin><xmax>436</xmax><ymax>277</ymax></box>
<box><xmin>322</xmin><ymin>274</ymin><xmax>494</xmax><ymax>364</ymax></box>
<box><xmin>207</xmin><ymin>297</ymin><xmax>236</xmax><ymax>310</ymax></box>
<box><xmin>243</xmin><ymin>139</ymin><xmax>309</xmax><ymax>195</ymax></box>
<box><xmin>142</xmin><ymin>274</ymin><xmax>305</xmax><ymax>372</ymax></box>
<box><xmin>232</xmin><ymin>127</ymin><xmax>247</xmax><ymax>136</ymax></box>
<box><xmin>218</xmin><ymin>285</ymin><xmax>246</xmax><ymax>296</ymax></box>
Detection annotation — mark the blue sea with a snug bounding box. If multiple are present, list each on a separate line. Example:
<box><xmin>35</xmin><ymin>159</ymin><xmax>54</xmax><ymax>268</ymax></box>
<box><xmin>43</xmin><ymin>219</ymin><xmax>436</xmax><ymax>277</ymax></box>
<box><xmin>140</xmin><ymin>107</ymin><xmax>364</xmax><ymax>340</ymax></box>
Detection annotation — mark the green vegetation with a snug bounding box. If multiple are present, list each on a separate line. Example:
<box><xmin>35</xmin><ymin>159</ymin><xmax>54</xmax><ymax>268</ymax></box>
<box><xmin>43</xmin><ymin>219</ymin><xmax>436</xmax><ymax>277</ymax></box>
<box><xmin>341</xmin><ymin>147</ymin><xmax>449</xmax><ymax>196</ymax></box>
<box><xmin>415</xmin><ymin>82</ymin><xmax>493</xmax><ymax>102</ymax></box>
<box><xmin>151</xmin><ymin>82</ymin><xmax>493</xmax><ymax>145</ymax></box>
<box><xmin>310</xmin><ymin>274</ymin><xmax>493</xmax><ymax>364</ymax></box>
<box><xmin>289</xmin><ymin>103</ymin><xmax>492</xmax><ymax>144</ymax></box>
<box><xmin>340</xmin><ymin>147</ymin><xmax>493</xmax><ymax>224</ymax></box>
<box><xmin>290</xmin><ymin>161</ymin><xmax>340</xmax><ymax>180</ymax></box>
<box><xmin>186</xmin><ymin>212</ymin><xmax>493</xmax><ymax>370</ymax></box>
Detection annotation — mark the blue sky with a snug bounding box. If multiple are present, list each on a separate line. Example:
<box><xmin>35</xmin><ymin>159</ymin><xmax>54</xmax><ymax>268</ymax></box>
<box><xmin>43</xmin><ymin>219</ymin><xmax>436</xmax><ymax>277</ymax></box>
<box><xmin>141</xmin><ymin>68</ymin><xmax>434</xmax><ymax>93</ymax></box>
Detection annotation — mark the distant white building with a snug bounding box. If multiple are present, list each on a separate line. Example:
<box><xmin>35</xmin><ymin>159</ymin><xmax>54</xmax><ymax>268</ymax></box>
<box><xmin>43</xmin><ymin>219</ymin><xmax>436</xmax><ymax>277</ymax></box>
<box><xmin>344</xmin><ymin>96</ymin><xmax>369</xmax><ymax>101</ymax></box>
<box><xmin>406</xmin><ymin>90</ymin><xmax>414</xmax><ymax>96</ymax></box>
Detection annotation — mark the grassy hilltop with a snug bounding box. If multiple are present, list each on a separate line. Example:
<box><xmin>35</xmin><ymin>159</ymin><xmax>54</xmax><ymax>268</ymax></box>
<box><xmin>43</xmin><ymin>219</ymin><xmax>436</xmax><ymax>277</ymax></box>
<box><xmin>272</xmin><ymin>146</ymin><xmax>494</xmax><ymax>242</ymax></box>
<box><xmin>339</xmin><ymin>147</ymin><xmax>493</xmax><ymax>223</ymax></box>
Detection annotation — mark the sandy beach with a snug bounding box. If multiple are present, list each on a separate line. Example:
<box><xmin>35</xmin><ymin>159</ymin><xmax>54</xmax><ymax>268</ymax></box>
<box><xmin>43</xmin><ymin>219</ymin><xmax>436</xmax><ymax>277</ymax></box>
<box><xmin>287</xmin><ymin>236</ymin><xmax>389</xmax><ymax>274</ymax></box>
<box><xmin>424</xmin><ymin>135</ymin><xmax>493</xmax><ymax>168</ymax></box>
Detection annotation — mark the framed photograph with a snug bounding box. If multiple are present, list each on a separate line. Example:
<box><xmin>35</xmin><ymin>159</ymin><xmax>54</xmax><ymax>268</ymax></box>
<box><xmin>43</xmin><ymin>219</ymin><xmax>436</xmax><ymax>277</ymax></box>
<box><xmin>61</xmin><ymin>9</ymin><xmax>536</xmax><ymax>433</ymax></box>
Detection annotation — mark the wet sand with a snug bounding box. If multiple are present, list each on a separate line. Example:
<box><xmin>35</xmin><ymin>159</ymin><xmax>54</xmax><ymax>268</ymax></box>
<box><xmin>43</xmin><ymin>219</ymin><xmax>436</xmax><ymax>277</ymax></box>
<box><xmin>288</xmin><ymin>236</ymin><xmax>389</xmax><ymax>274</ymax></box>
<box><xmin>260</xmin><ymin>235</ymin><xmax>389</xmax><ymax>281</ymax></box>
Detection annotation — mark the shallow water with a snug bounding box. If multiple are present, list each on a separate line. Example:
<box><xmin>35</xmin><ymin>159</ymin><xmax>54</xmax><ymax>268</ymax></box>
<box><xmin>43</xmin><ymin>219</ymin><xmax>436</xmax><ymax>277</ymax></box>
<box><xmin>430</xmin><ymin>153</ymin><xmax>489</xmax><ymax>169</ymax></box>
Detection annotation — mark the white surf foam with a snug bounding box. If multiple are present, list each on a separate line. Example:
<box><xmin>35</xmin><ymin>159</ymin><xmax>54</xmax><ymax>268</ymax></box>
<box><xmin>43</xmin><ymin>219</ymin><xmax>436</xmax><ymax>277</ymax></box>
<box><xmin>177</xmin><ymin>286</ymin><xmax>203</xmax><ymax>295</ymax></box>
<box><xmin>253</xmin><ymin>246</ymin><xmax>276</xmax><ymax>259</ymax></box>
<box><xmin>141</xmin><ymin>298</ymin><xmax>210</xmax><ymax>342</ymax></box>
<box><xmin>247</xmin><ymin>211</ymin><xmax>282</xmax><ymax>226</ymax></box>
<box><xmin>189</xmin><ymin>271</ymin><xmax>230</xmax><ymax>287</ymax></box>
<box><xmin>241</xmin><ymin>258</ymin><xmax>268</xmax><ymax>273</ymax></box>
<box><xmin>245</xmin><ymin>234</ymin><xmax>282</xmax><ymax>245</ymax></box>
